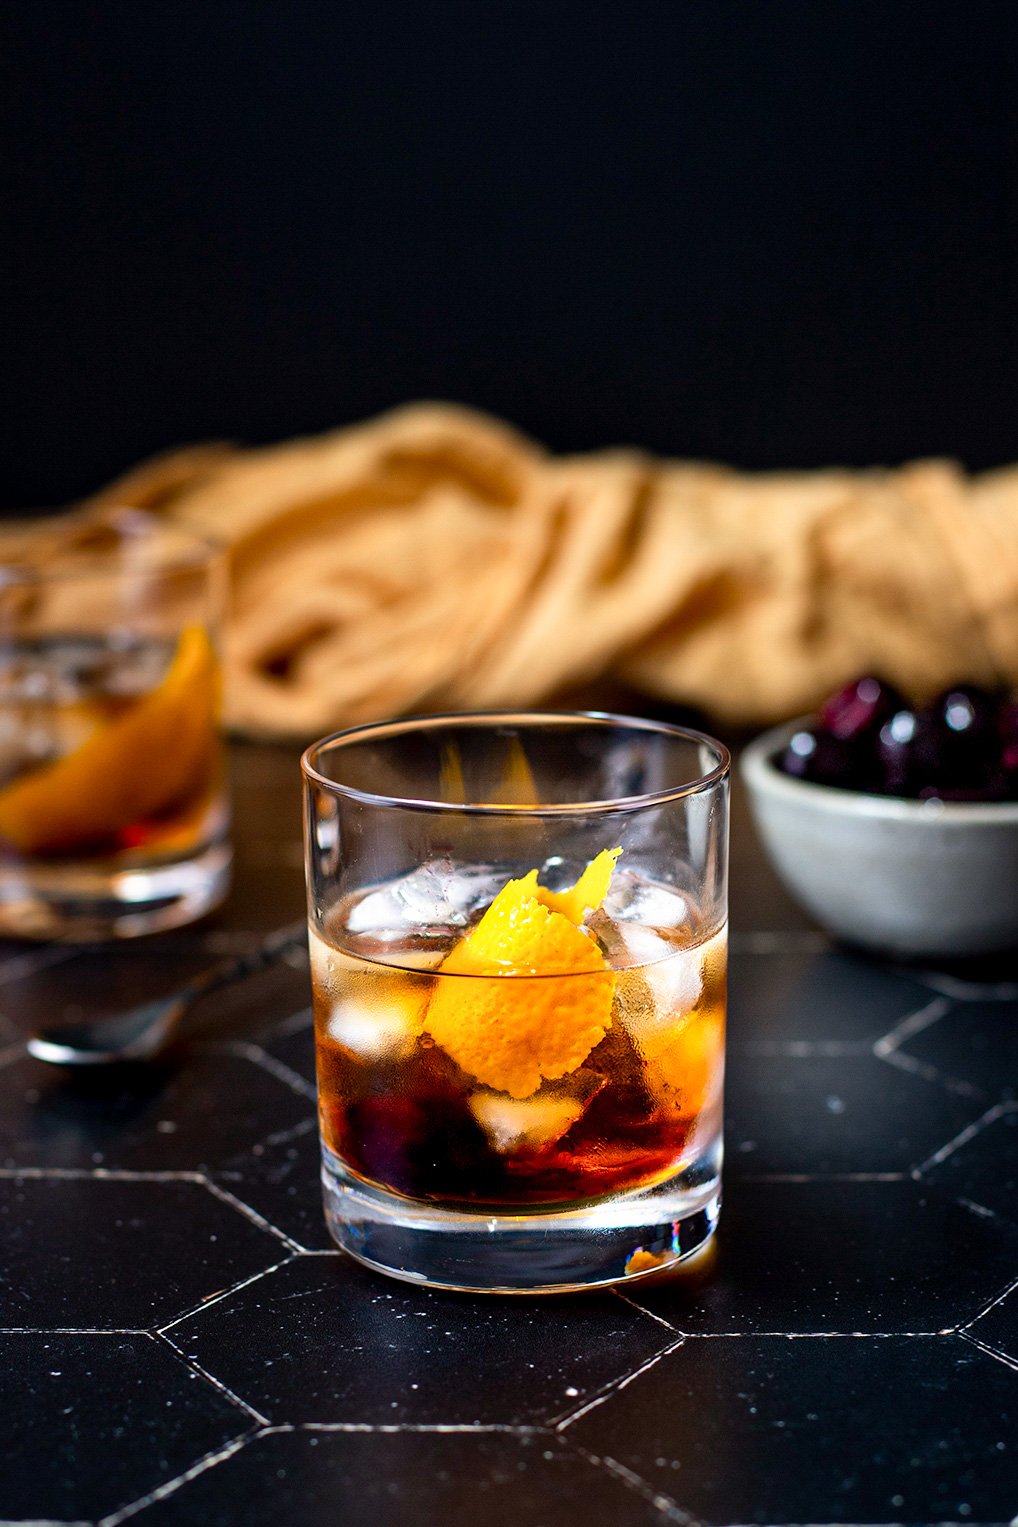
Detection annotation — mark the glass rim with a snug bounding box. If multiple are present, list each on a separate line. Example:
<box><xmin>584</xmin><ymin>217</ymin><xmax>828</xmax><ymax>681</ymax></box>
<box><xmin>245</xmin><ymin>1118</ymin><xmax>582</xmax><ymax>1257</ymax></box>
<box><xmin>301</xmin><ymin>709</ymin><xmax>731</xmax><ymax>817</ymax></box>
<box><xmin>0</xmin><ymin>506</ymin><xmax>224</xmax><ymax>589</ymax></box>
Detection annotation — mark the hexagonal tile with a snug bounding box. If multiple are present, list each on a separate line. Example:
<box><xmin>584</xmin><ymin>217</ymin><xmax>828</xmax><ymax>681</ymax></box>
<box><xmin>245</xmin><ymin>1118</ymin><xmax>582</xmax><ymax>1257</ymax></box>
<box><xmin>0</xmin><ymin>1176</ymin><xmax>287</xmax><ymax>1327</ymax></box>
<box><xmin>172</xmin><ymin>1254</ymin><xmax>674</xmax><ymax>1426</ymax></box>
<box><xmin>968</xmin><ymin>1281</ymin><xmax>1018</xmax><ymax>1365</ymax></box>
<box><xmin>898</xmin><ymin>999</ymin><xmax>1018</xmax><ymax>1100</ymax></box>
<box><xmin>216</xmin><ymin>1121</ymin><xmax>333</xmax><ymax>1252</ymax></box>
<box><xmin>923</xmin><ymin>1105</ymin><xmax>1018</xmax><ymax>1227</ymax></box>
<box><xmin>623</xmin><ymin>1177</ymin><xmax>1018</xmax><ymax>1334</ymax></box>
<box><xmin>1</xmin><ymin>1332</ymin><xmax>247</xmax><ymax>1522</ymax></box>
<box><xmin>256</xmin><ymin>1012</ymin><xmax>316</xmax><ymax>1087</ymax></box>
<box><xmin>728</xmin><ymin>946</ymin><xmax>931</xmax><ymax>1046</ymax></box>
<box><xmin>134</xmin><ymin>1428</ymin><xmax>659</xmax><ymax>1527</ymax></box>
<box><xmin>725</xmin><ymin>1051</ymin><xmax>982</xmax><ymax>1175</ymax></box>
<box><xmin>0</xmin><ymin>1048</ymin><xmax>313</xmax><ymax>1172</ymax></box>
<box><xmin>187</xmin><ymin>956</ymin><xmax>312</xmax><ymax>1047</ymax></box>
<box><xmin>568</xmin><ymin>1334</ymin><xmax>1018</xmax><ymax>1524</ymax></box>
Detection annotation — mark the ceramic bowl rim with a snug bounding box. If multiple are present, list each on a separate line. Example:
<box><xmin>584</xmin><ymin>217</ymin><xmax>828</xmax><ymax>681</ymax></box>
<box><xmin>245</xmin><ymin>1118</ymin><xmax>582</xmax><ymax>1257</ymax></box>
<box><xmin>741</xmin><ymin>718</ymin><xmax>1018</xmax><ymax>826</ymax></box>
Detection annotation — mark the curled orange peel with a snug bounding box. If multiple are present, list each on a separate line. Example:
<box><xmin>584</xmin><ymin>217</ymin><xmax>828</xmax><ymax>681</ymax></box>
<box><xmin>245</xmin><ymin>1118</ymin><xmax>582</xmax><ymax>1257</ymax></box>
<box><xmin>0</xmin><ymin>625</ymin><xmax>219</xmax><ymax>855</ymax></box>
<box><xmin>424</xmin><ymin>848</ymin><xmax>621</xmax><ymax>1098</ymax></box>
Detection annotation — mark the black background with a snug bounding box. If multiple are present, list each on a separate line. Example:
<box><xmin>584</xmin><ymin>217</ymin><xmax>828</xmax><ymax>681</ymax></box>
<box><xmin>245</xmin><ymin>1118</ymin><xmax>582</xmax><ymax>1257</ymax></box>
<box><xmin>2</xmin><ymin>1</ymin><xmax>1017</xmax><ymax>510</ymax></box>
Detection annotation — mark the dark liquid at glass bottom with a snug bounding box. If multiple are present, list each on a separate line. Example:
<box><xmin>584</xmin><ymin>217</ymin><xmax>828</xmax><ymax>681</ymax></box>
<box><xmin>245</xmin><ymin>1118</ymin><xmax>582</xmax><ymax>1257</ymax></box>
<box><xmin>316</xmin><ymin>1005</ymin><xmax>720</xmax><ymax>1211</ymax></box>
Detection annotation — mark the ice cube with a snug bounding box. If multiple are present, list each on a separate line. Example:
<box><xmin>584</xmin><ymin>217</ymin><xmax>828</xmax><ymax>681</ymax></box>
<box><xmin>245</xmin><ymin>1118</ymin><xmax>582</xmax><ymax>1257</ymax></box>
<box><xmin>468</xmin><ymin>1071</ymin><xmax>604</xmax><ymax>1154</ymax></box>
<box><xmin>644</xmin><ymin>941</ymin><xmax>703</xmax><ymax>1016</ymax></box>
<box><xmin>347</xmin><ymin>861</ymin><xmax>497</xmax><ymax>938</ymax></box>
<box><xmin>602</xmin><ymin>870</ymin><xmax>693</xmax><ymax>931</ymax></box>
<box><xmin>610</xmin><ymin>926</ymin><xmax>703</xmax><ymax>1040</ymax></box>
<box><xmin>326</xmin><ymin>994</ymin><xmax>422</xmax><ymax>1060</ymax></box>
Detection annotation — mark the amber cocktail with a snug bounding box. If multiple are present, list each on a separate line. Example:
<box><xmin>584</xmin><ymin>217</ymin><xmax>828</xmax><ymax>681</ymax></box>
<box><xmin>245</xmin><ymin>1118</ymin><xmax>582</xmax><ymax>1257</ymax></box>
<box><xmin>0</xmin><ymin>512</ymin><xmax>230</xmax><ymax>938</ymax></box>
<box><xmin>303</xmin><ymin>714</ymin><xmax>729</xmax><ymax>1293</ymax></box>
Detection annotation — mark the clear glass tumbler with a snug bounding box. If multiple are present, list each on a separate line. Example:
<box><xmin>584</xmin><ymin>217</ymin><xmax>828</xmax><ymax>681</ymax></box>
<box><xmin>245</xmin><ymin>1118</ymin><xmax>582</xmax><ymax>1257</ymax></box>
<box><xmin>0</xmin><ymin>508</ymin><xmax>231</xmax><ymax>939</ymax></box>
<box><xmin>302</xmin><ymin>712</ymin><xmax>729</xmax><ymax>1293</ymax></box>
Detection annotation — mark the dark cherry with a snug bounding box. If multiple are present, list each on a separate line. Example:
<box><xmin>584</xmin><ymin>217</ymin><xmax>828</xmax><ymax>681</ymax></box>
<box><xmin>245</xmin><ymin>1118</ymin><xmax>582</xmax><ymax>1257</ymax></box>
<box><xmin>780</xmin><ymin>675</ymin><xmax>1018</xmax><ymax>800</ymax></box>
<box><xmin>779</xmin><ymin>729</ymin><xmax>873</xmax><ymax>790</ymax></box>
<box><xmin>923</xmin><ymin>684</ymin><xmax>999</xmax><ymax>790</ymax></box>
<box><xmin>877</xmin><ymin>709</ymin><xmax>930</xmax><ymax>795</ymax></box>
<box><xmin>818</xmin><ymin>675</ymin><xmax>904</xmax><ymax>741</ymax></box>
<box><xmin>935</xmin><ymin>683</ymin><xmax>997</xmax><ymax>735</ymax></box>
<box><xmin>779</xmin><ymin>730</ymin><xmax>819</xmax><ymax>780</ymax></box>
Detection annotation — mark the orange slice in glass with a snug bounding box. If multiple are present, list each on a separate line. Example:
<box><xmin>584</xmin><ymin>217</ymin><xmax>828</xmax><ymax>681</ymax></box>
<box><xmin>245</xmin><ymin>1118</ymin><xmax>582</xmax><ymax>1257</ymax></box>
<box><xmin>0</xmin><ymin>625</ymin><xmax>219</xmax><ymax>855</ymax></box>
<box><xmin>424</xmin><ymin>851</ymin><xmax>620</xmax><ymax>1099</ymax></box>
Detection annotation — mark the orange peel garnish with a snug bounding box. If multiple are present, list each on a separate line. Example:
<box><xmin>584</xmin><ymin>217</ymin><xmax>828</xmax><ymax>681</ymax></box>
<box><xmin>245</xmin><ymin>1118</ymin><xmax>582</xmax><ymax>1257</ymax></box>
<box><xmin>534</xmin><ymin>847</ymin><xmax>621</xmax><ymax>924</ymax></box>
<box><xmin>0</xmin><ymin>625</ymin><xmax>219</xmax><ymax>855</ymax></box>
<box><xmin>424</xmin><ymin>851</ymin><xmax>620</xmax><ymax>1098</ymax></box>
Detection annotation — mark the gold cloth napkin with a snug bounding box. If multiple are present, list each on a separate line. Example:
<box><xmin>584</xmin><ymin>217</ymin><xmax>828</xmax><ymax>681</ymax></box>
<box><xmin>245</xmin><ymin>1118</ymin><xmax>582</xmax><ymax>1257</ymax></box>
<box><xmin>75</xmin><ymin>403</ymin><xmax>1018</xmax><ymax>736</ymax></box>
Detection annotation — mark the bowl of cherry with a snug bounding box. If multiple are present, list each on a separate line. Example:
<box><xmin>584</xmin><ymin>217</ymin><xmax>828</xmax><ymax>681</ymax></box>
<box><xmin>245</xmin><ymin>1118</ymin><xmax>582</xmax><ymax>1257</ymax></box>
<box><xmin>741</xmin><ymin>676</ymin><xmax>1018</xmax><ymax>957</ymax></box>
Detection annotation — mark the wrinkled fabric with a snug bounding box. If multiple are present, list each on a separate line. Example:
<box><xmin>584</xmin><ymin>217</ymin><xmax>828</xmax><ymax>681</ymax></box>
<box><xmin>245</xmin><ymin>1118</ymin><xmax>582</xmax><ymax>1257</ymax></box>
<box><xmin>61</xmin><ymin>402</ymin><xmax>1018</xmax><ymax>736</ymax></box>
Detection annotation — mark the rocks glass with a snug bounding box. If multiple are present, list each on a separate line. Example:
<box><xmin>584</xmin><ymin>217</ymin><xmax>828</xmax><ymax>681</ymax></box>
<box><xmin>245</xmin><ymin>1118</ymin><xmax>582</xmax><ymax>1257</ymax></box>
<box><xmin>302</xmin><ymin>712</ymin><xmax>728</xmax><ymax>1293</ymax></box>
<box><xmin>0</xmin><ymin>510</ymin><xmax>230</xmax><ymax>938</ymax></box>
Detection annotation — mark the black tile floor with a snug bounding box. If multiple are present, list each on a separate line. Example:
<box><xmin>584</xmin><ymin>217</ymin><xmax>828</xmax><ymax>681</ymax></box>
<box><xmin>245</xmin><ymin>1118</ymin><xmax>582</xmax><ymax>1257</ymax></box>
<box><xmin>1</xmin><ymin>745</ymin><xmax>1016</xmax><ymax>1526</ymax></box>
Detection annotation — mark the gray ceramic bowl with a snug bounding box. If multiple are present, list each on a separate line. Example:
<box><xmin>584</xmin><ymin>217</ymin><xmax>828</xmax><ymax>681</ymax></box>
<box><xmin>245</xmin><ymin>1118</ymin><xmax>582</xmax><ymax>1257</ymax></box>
<box><xmin>741</xmin><ymin>719</ymin><xmax>1018</xmax><ymax>958</ymax></box>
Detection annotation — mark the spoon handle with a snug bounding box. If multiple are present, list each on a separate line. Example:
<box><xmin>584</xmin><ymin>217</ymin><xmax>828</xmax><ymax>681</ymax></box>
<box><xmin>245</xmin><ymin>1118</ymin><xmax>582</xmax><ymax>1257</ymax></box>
<box><xmin>177</xmin><ymin>919</ymin><xmax>308</xmax><ymax>1006</ymax></box>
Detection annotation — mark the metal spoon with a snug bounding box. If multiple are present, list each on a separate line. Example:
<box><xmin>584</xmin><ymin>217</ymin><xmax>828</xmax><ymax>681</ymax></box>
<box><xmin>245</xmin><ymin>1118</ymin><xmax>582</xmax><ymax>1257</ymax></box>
<box><xmin>27</xmin><ymin>920</ymin><xmax>308</xmax><ymax>1066</ymax></box>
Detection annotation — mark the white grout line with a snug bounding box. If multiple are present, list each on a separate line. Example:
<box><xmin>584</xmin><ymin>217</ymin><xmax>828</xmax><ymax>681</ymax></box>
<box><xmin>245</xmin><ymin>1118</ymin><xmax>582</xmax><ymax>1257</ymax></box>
<box><xmin>0</xmin><ymin>1327</ymin><xmax>150</xmax><ymax>1336</ymax></box>
<box><xmin>732</xmin><ymin>1039</ymin><xmax>870</xmax><ymax>1057</ymax></box>
<box><xmin>155</xmin><ymin>1330</ymin><xmax>271</xmax><ymax>1426</ymax></box>
<box><xmin>196</xmin><ymin>1175</ymin><xmax>304</xmax><ymax>1252</ymax></box>
<box><xmin>157</xmin><ymin>1253</ymin><xmax>298</xmax><ymax>1333</ymax></box>
<box><xmin>298</xmin><ymin>1421</ymin><xmax>543</xmax><ymax>1434</ymax></box>
<box><xmin>247</xmin><ymin>1112</ymin><xmax>319</xmax><ymax>1150</ymax></box>
<box><xmin>735</xmin><ymin>1172</ymin><xmax>907</xmax><ymax>1182</ymax></box>
<box><xmin>954</xmin><ymin>1195</ymin><xmax>1006</xmax><ymax>1224</ymax></box>
<box><xmin>911</xmin><ymin>969</ymin><xmax>1018</xmax><ymax>1002</ymax></box>
<box><xmin>0</xmin><ymin>1518</ymin><xmax>93</xmax><ymax>1526</ymax></box>
<box><xmin>264</xmin><ymin>1005</ymin><xmax>313</xmax><ymax>1040</ymax></box>
<box><xmin>612</xmin><ymin>1288</ymin><xmax>680</xmax><ymax>1333</ymax></box>
<box><xmin>555</xmin><ymin>1336</ymin><xmax>686</xmax><ymax>1431</ymax></box>
<box><xmin>96</xmin><ymin>1429</ymin><xmax>258</xmax><ymax>1527</ymax></box>
<box><xmin>639</xmin><ymin>1329</ymin><xmax>945</xmax><ymax>1339</ymax></box>
<box><xmin>0</xmin><ymin>1167</ymin><xmax>205</xmax><ymax>1182</ymax></box>
<box><xmin>562</xmin><ymin>1439</ymin><xmax>697</xmax><ymax>1525</ymax></box>
<box><xmin>876</xmin><ymin>1043</ymin><xmax>983</xmax><ymax>1099</ymax></box>
<box><xmin>961</xmin><ymin>1271</ymin><xmax>1018</xmax><ymax>1330</ymax></box>
<box><xmin>598</xmin><ymin>1452</ymin><xmax>701</xmax><ymax>1525</ymax></box>
<box><xmin>874</xmin><ymin>996</ymin><xmax>952</xmax><ymax>1056</ymax></box>
<box><xmin>956</xmin><ymin>1329</ymin><xmax>1018</xmax><ymax>1375</ymax></box>
<box><xmin>913</xmin><ymin>1101</ymin><xmax>1015</xmax><ymax>1174</ymax></box>
<box><xmin>199</xmin><ymin>1039</ymin><xmax>317</xmax><ymax>1100</ymax></box>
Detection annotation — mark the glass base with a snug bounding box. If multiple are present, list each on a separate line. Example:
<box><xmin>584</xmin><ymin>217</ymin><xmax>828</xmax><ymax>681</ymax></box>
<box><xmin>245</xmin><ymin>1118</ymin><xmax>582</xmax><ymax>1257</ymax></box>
<box><xmin>0</xmin><ymin>836</ymin><xmax>232</xmax><ymax>940</ymax></box>
<box><xmin>321</xmin><ymin>1142</ymin><xmax>721</xmax><ymax>1294</ymax></box>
